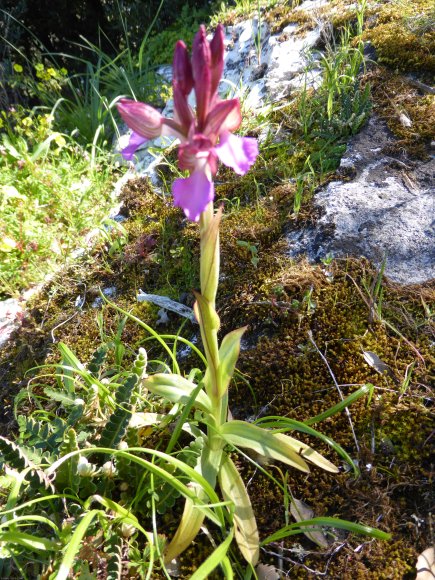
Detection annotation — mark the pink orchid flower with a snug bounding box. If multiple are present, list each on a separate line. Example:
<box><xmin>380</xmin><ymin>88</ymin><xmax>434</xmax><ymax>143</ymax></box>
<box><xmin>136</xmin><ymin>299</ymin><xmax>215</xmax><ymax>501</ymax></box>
<box><xmin>117</xmin><ymin>24</ymin><xmax>258</xmax><ymax>222</ymax></box>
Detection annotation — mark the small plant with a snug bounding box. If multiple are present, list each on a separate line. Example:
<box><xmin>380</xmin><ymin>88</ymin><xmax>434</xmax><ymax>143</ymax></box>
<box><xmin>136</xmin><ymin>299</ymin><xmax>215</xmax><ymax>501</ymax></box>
<box><xmin>237</xmin><ymin>239</ymin><xmax>259</xmax><ymax>267</ymax></box>
<box><xmin>115</xmin><ymin>23</ymin><xmax>388</xmax><ymax>571</ymax></box>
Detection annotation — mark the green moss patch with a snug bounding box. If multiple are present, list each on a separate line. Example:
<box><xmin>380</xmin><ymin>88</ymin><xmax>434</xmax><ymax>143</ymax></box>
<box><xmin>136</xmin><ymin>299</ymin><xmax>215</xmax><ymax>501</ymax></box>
<box><xmin>364</xmin><ymin>0</ymin><xmax>435</xmax><ymax>78</ymax></box>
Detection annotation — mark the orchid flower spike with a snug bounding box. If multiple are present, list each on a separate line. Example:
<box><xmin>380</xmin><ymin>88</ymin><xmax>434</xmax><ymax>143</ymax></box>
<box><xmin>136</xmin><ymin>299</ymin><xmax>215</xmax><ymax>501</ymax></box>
<box><xmin>117</xmin><ymin>24</ymin><xmax>259</xmax><ymax>222</ymax></box>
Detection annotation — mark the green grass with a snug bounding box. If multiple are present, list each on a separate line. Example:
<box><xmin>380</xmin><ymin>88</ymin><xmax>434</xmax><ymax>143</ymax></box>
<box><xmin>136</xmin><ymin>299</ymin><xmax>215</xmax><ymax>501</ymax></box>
<box><xmin>0</xmin><ymin>107</ymin><xmax>116</xmax><ymax>298</ymax></box>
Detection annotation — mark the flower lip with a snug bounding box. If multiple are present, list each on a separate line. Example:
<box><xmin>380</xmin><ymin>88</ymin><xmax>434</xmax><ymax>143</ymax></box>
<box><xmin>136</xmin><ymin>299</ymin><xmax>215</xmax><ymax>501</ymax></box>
<box><xmin>173</xmin><ymin>170</ymin><xmax>214</xmax><ymax>222</ymax></box>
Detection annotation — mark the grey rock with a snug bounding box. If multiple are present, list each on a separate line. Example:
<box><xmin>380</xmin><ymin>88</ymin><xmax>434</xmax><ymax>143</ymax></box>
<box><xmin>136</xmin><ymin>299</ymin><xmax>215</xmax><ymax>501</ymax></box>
<box><xmin>286</xmin><ymin>116</ymin><xmax>435</xmax><ymax>284</ymax></box>
<box><xmin>0</xmin><ymin>298</ymin><xmax>22</xmax><ymax>348</ymax></box>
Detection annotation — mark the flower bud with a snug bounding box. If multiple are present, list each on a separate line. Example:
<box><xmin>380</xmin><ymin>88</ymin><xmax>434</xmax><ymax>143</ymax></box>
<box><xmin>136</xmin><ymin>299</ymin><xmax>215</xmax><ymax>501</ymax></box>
<box><xmin>173</xmin><ymin>41</ymin><xmax>193</xmax><ymax>96</ymax></box>
<box><xmin>121</xmin><ymin>523</ymin><xmax>136</xmax><ymax>538</ymax></box>
<box><xmin>102</xmin><ymin>461</ymin><xmax>116</xmax><ymax>478</ymax></box>
<box><xmin>117</xmin><ymin>99</ymin><xmax>163</xmax><ymax>140</ymax></box>
<box><xmin>77</xmin><ymin>456</ymin><xmax>96</xmax><ymax>477</ymax></box>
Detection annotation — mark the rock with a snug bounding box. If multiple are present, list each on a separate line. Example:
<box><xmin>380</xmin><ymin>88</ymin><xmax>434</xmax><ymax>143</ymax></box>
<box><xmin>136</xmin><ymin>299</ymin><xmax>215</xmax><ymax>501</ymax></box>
<box><xmin>286</xmin><ymin>116</ymin><xmax>435</xmax><ymax>284</ymax></box>
<box><xmin>0</xmin><ymin>298</ymin><xmax>22</xmax><ymax>348</ymax></box>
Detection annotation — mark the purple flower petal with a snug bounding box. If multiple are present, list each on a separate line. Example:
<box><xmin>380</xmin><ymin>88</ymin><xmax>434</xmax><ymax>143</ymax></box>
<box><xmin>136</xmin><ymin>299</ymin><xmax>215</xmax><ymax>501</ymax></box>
<box><xmin>172</xmin><ymin>170</ymin><xmax>214</xmax><ymax>222</ymax></box>
<box><xmin>121</xmin><ymin>131</ymin><xmax>148</xmax><ymax>160</ymax></box>
<box><xmin>215</xmin><ymin>131</ymin><xmax>258</xmax><ymax>175</ymax></box>
<box><xmin>117</xmin><ymin>99</ymin><xmax>164</xmax><ymax>139</ymax></box>
<box><xmin>192</xmin><ymin>25</ymin><xmax>211</xmax><ymax>130</ymax></box>
<box><xmin>210</xmin><ymin>24</ymin><xmax>225</xmax><ymax>98</ymax></box>
<box><xmin>173</xmin><ymin>40</ymin><xmax>194</xmax><ymax>96</ymax></box>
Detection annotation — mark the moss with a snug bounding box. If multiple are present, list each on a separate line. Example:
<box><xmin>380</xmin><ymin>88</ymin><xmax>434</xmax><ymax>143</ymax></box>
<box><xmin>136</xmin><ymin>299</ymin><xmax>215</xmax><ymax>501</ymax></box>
<box><xmin>264</xmin><ymin>3</ymin><xmax>316</xmax><ymax>35</ymax></box>
<box><xmin>363</xmin><ymin>67</ymin><xmax>435</xmax><ymax>158</ymax></box>
<box><xmin>222</xmin><ymin>259</ymin><xmax>433</xmax><ymax>577</ymax></box>
<box><xmin>363</xmin><ymin>0</ymin><xmax>435</xmax><ymax>77</ymax></box>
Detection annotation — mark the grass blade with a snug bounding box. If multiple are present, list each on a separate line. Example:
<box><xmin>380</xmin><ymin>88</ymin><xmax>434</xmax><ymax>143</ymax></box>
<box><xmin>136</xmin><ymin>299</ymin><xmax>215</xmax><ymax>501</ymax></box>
<box><xmin>261</xmin><ymin>517</ymin><xmax>391</xmax><ymax>545</ymax></box>
<box><xmin>190</xmin><ymin>530</ymin><xmax>234</xmax><ymax>580</ymax></box>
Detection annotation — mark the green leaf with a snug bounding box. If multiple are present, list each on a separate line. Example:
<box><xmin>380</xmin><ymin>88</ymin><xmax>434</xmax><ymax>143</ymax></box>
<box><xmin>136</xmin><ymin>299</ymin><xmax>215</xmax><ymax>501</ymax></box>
<box><xmin>219</xmin><ymin>421</ymin><xmax>310</xmax><ymax>473</ymax></box>
<box><xmin>105</xmin><ymin>531</ymin><xmax>123</xmax><ymax>580</ymax></box>
<box><xmin>193</xmin><ymin>291</ymin><xmax>220</xmax><ymax>398</ymax></box>
<box><xmin>164</xmin><ymin>496</ymin><xmax>206</xmax><ymax>565</ymax></box>
<box><xmin>43</xmin><ymin>388</ymin><xmax>76</xmax><ymax>407</ymax></box>
<box><xmin>190</xmin><ymin>530</ymin><xmax>234</xmax><ymax>580</ymax></box>
<box><xmin>30</xmin><ymin>131</ymin><xmax>63</xmax><ymax>161</ymax></box>
<box><xmin>219</xmin><ymin>455</ymin><xmax>259</xmax><ymax>565</ymax></box>
<box><xmin>272</xmin><ymin>433</ymin><xmax>338</xmax><ymax>473</ymax></box>
<box><xmin>305</xmin><ymin>384</ymin><xmax>373</xmax><ymax>425</ymax></box>
<box><xmin>0</xmin><ymin>531</ymin><xmax>59</xmax><ymax>552</ymax></box>
<box><xmin>199</xmin><ymin>206</ymin><xmax>222</xmax><ymax>304</ymax></box>
<box><xmin>1</xmin><ymin>134</ymin><xmax>21</xmax><ymax>159</ymax></box>
<box><xmin>98</xmin><ymin>375</ymin><xmax>137</xmax><ymax>450</ymax></box>
<box><xmin>145</xmin><ymin>374</ymin><xmax>212</xmax><ymax>413</ymax></box>
<box><xmin>55</xmin><ymin>428</ymin><xmax>79</xmax><ymax>493</ymax></box>
<box><xmin>56</xmin><ymin>510</ymin><xmax>102</xmax><ymax>580</ymax></box>
<box><xmin>87</xmin><ymin>345</ymin><xmax>109</xmax><ymax>376</ymax></box>
<box><xmin>86</xmin><ymin>495</ymin><xmax>151</xmax><ymax>538</ymax></box>
<box><xmin>261</xmin><ymin>517</ymin><xmax>391</xmax><ymax>545</ymax></box>
<box><xmin>255</xmin><ymin>416</ymin><xmax>357</xmax><ymax>475</ymax></box>
<box><xmin>0</xmin><ymin>436</ymin><xmax>53</xmax><ymax>489</ymax></box>
<box><xmin>218</xmin><ymin>327</ymin><xmax>247</xmax><ymax>397</ymax></box>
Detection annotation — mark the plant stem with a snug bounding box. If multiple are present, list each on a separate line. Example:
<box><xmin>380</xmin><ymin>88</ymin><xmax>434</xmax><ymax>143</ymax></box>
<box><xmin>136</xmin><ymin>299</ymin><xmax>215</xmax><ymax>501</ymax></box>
<box><xmin>198</xmin><ymin>202</ymin><xmax>225</xmax><ymax>479</ymax></box>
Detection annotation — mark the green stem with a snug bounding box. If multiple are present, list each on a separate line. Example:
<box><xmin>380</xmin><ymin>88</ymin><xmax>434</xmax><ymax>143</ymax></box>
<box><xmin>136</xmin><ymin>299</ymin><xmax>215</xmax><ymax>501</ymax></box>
<box><xmin>198</xmin><ymin>202</ymin><xmax>226</xmax><ymax>475</ymax></box>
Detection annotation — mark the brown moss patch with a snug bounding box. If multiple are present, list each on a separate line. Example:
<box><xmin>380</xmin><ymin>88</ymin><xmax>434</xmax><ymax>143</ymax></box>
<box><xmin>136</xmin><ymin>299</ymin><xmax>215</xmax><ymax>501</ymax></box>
<box><xmin>364</xmin><ymin>67</ymin><xmax>435</xmax><ymax>158</ymax></box>
<box><xmin>224</xmin><ymin>258</ymin><xmax>433</xmax><ymax>577</ymax></box>
<box><xmin>264</xmin><ymin>3</ymin><xmax>316</xmax><ymax>35</ymax></box>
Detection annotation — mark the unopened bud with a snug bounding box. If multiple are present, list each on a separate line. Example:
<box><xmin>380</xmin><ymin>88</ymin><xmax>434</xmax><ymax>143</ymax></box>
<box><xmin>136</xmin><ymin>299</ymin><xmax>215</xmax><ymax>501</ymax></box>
<box><xmin>102</xmin><ymin>461</ymin><xmax>116</xmax><ymax>478</ymax></box>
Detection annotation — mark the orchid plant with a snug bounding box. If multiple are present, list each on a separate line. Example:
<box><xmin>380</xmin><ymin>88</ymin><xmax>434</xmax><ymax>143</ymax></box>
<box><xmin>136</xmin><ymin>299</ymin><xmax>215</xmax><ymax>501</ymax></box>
<box><xmin>118</xmin><ymin>24</ymin><xmax>339</xmax><ymax>567</ymax></box>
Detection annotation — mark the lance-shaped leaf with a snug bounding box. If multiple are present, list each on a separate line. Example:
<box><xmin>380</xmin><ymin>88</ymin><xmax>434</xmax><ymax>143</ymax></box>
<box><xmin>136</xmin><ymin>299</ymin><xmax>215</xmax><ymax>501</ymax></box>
<box><xmin>163</xmin><ymin>449</ymin><xmax>210</xmax><ymax>565</ymax></box>
<box><xmin>190</xmin><ymin>530</ymin><xmax>234</xmax><ymax>580</ymax></box>
<box><xmin>273</xmin><ymin>433</ymin><xmax>338</xmax><ymax>473</ymax></box>
<box><xmin>219</xmin><ymin>421</ymin><xmax>310</xmax><ymax>473</ymax></box>
<box><xmin>144</xmin><ymin>373</ymin><xmax>212</xmax><ymax>413</ymax></box>
<box><xmin>219</xmin><ymin>454</ymin><xmax>259</xmax><ymax>565</ymax></box>
<box><xmin>218</xmin><ymin>326</ymin><xmax>247</xmax><ymax>397</ymax></box>
<box><xmin>164</xmin><ymin>496</ymin><xmax>205</xmax><ymax>565</ymax></box>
